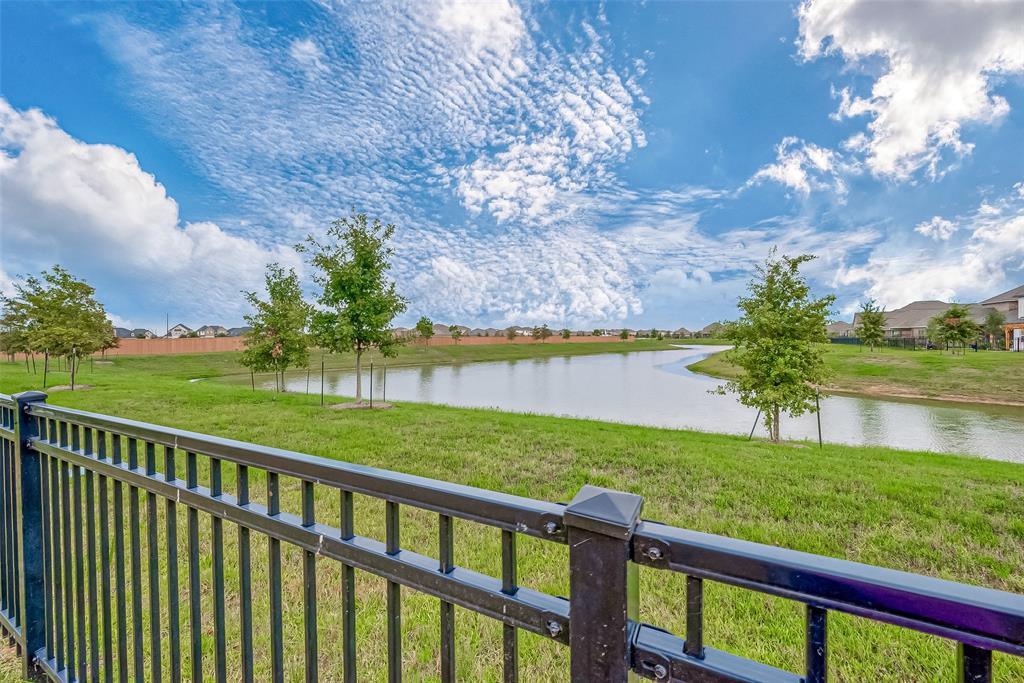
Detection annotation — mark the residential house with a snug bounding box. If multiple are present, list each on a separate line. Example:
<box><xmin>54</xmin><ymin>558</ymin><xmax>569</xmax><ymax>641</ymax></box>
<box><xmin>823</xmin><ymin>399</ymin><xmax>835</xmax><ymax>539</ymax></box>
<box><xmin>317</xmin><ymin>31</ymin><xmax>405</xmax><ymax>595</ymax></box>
<box><xmin>672</xmin><ymin>327</ymin><xmax>692</xmax><ymax>338</ymax></box>
<box><xmin>196</xmin><ymin>325</ymin><xmax>228</xmax><ymax>338</ymax></box>
<box><xmin>131</xmin><ymin>328</ymin><xmax>156</xmax><ymax>339</ymax></box>
<box><xmin>165</xmin><ymin>323</ymin><xmax>193</xmax><ymax>339</ymax></box>
<box><xmin>980</xmin><ymin>284</ymin><xmax>1024</xmax><ymax>351</ymax></box>
<box><xmin>853</xmin><ymin>301</ymin><xmax>992</xmax><ymax>341</ymax></box>
<box><xmin>825</xmin><ymin>321</ymin><xmax>855</xmax><ymax>338</ymax></box>
<box><xmin>696</xmin><ymin>322</ymin><xmax>725</xmax><ymax>338</ymax></box>
<box><xmin>226</xmin><ymin>327</ymin><xmax>252</xmax><ymax>337</ymax></box>
<box><xmin>432</xmin><ymin>323</ymin><xmax>451</xmax><ymax>336</ymax></box>
<box><xmin>113</xmin><ymin>327</ymin><xmax>133</xmax><ymax>339</ymax></box>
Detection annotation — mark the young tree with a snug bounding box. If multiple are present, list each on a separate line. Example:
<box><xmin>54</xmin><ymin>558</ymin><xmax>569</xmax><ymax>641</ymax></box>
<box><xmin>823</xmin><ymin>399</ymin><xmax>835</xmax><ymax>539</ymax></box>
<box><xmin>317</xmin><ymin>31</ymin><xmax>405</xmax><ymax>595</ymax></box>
<box><xmin>856</xmin><ymin>299</ymin><xmax>886</xmax><ymax>351</ymax></box>
<box><xmin>240</xmin><ymin>264</ymin><xmax>311</xmax><ymax>392</ymax></box>
<box><xmin>416</xmin><ymin>316</ymin><xmax>435</xmax><ymax>344</ymax></box>
<box><xmin>533</xmin><ymin>324</ymin><xmax>552</xmax><ymax>342</ymax></box>
<box><xmin>933</xmin><ymin>303</ymin><xmax>981</xmax><ymax>355</ymax></box>
<box><xmin>6</xmin><ymin>266</ymin><xmax>114</xmax><ymax>389</ymax></box>
<box><xmin>298</xmin><ymin>213</ymin><xmax>408</xmax><ymax>403</ymax></box>
<box><xmin>983</xmin><ymin>309</ymin><xmax>1006</xmax><ymax>350</ymax></box>
<box><xmin>449</xmin><ymin>324</ymin><xmax>462</xmax><ymax>344</ymax></box>
<box><xmin>718</xmin><ymin>251</ymin><xmax>834</xmax><ymax>443</ymax></box>
<box><xmin>592</xmin><ymin>328</ymin><xmax>604</xmax><ymax>336</ymax></box>
<box><xmin>505</xmin><ymin>327</ymin><xmax>517</xmax><ymax>340</ymax></box>
<box><xmin>560</xmin><ymin>328</ymin><xmax>571</xmax><ymax>340</ymax></box>
<box><xmin>619</xmin><ymin>328</ymin><xmax>629</xmax><ymax>340</ymax></box>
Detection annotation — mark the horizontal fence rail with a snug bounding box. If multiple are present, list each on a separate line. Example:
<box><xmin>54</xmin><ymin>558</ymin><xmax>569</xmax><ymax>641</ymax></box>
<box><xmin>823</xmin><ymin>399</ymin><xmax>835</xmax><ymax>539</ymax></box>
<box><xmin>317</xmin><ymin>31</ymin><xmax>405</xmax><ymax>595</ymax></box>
<box><xmin>0</xmin><ymin>391</ymin><xmax>1021</xmax><ymax>682</ymax></box>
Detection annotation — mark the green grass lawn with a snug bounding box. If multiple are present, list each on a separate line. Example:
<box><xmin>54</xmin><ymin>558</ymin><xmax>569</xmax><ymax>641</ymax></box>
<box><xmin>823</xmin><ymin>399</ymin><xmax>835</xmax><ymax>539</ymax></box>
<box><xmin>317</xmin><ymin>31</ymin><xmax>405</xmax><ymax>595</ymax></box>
<box><xmin>690</xmin><ymin>342</ymin><xmax>1024</xmax><ymax>405</ymax></box>
<box><xmin>1</xmin><ymin>352</ymin><xmax>1022</xmax><ymax>682</ymax></box>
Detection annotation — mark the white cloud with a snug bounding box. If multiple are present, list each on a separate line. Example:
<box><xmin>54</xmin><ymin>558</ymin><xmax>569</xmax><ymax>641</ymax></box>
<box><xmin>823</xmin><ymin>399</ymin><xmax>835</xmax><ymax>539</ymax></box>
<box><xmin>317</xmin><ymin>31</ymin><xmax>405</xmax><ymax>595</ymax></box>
<box><xmin>798</xmin><ymin>0</ymin><xmax>1024</xmax><ymax>180</ymax></box>
<box><xmin>836</xmin><ymin>191</ymin><xmax>1024</xmax><ymax>307</ymax></box>
<box><xmin>746</xmin><ymin>136</ymin><xmax>853</xmax><ymax>197</ymax></box>
<box><xmin>434</xmin><ymin>0</ymin><xmax>525</xmax><ymax>60</ymax></box>
<box><xmin>0</xmin><ymin>99</ymin><xmax>298</xmax><ymax>327</ymax></box>
<box><xmin>289</xmin><ymin>38</ymin><xmax>326</xmax><ymax>74</ymax></box>
<box><xmin>914</xmin><ymin>216</ymin><xmax>958</xmax><ymax>241</ymax></box>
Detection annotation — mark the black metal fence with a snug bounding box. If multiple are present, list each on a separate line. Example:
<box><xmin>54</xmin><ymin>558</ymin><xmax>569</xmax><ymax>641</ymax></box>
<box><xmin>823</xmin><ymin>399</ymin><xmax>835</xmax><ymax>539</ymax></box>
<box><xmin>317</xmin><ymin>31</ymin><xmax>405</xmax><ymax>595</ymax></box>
<box><xmin>1</xmin><ymin>390</ymin><xmax>1021</xmax><ymax>682</ymax></box>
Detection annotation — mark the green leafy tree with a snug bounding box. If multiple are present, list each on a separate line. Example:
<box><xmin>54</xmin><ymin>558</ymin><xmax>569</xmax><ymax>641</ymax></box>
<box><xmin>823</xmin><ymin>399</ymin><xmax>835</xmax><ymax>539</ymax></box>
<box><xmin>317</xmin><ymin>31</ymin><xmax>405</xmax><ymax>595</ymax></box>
<box><xmin>560</xmin><ymin>328</ymin><xmax>571</xmax><ymax>340</ymax></box>
<box><xmin>932</xmin><ymin>304</ymin><xmax>981</xmax><ymax>355</ymax></box>
<box><xmin>533</xmin><ymin>324</ymin><xmax>552</xmax><ymax>342</ymax></box>
<box><xmin>592</xmin><ymin>328</ymin><xmax>604</xmax><ymax>336</ymax></box>
<box><xmin>4</xmin><ymin>266</ymin><xmax>114</xmax><ymax>388</ymax></box>
<box><xmin>856</xmin><ymin>300</ymin><xmax>886</xmax><ymax>351</ymax></box>
<box><xmin>505</xmin><ymin>327</ymin><xmax>517</xmax><ymax>340</ymax></box>
<box><xmin>240</xmin><ymin>264</ymin><xmax>311</xmax><ymax>392</ymax></box>
<box><xmin>718</xmin><ymin>251</ymin><xmax>834</xmax><ymax>443</ymax></box>
<box><xmin>619</xmin><ymin>328</ymin><xmax>629</xmax><ymax>340</ymax></box>
<box><xmin>298</xmin><ymin>213</ymin><xmax>408</xmax><ymax>403</ymax></box>
<box><xmin>449</xmin><ymin>324</ymin><xmax>462</xmax><ymax>343</ymax></box>
<box><xmin>416</xmin><ymin>316</ymin><xmax>434</xmax><ymax>344</ymax></box>
<box><xmin>983</xmin><ymin>309</ymin><xmax>1006</xmax><ymax>350</ymax></box>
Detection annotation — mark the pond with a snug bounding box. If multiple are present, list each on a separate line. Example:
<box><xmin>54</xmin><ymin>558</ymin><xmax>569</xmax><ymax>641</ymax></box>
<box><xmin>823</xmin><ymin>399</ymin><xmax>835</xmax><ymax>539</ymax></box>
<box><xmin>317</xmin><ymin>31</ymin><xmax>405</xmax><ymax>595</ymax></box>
<box><xmin>262</xmin><ymin>346</ymin><xmax>1024</xmax><ymax>462</ymax></box>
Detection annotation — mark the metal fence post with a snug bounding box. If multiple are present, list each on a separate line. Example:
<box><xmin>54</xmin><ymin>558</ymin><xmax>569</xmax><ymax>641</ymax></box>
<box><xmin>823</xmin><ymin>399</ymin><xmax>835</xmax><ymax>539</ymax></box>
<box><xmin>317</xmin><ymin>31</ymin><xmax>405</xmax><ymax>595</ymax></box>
<box><xmin>564</xmin><ymin>484</ymin><xmax>643</xmax><ymax>682</ymax></box>
<box><xmin>13</xmin><ymin>391</ymin><xmax>47</xmax><ymax>678</ymax></box>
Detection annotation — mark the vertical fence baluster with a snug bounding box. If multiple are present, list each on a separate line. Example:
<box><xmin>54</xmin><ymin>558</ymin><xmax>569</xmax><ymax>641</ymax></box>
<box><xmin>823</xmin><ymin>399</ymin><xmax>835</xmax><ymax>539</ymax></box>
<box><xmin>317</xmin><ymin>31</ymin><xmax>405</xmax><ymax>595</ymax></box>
<box><xmin>302</xmin><ymin>480</ymin><xmax>318</xmax><ymax>683</ymax></box>
<box><xmin>268</xmin><ymin>472</ymin><xmax>284</xmax><ymax>683</ymax></box>
<box><xmin>957</xmin><ymin>643</ymin><xmax>992</xmax><ymax>683</ymax></box>
<box><xmin>805</xmin><ymin>605</ymin><xmax>827</xmax><ymax>683</ymax></box>
<box><xmin>112</xmin><ymin>436</ymin><xmax>129</xmax><ymax>683</ymax></box>
<box><xmin>439</xmin><ymin>514</ymin><xmax>455</xmax><ymax>683</ymax></box>
<box><xmin>97</xmin><ymin>431</ymin><xmax>113</xmax><ymax>683</ymax></box>
<box><xmin>60</xmin><ymin>444</ymin><xmax>76</xmax><ymax>680</ymax></box>
<box><xmin>84</xmin><ymin>427</ymin><xmax>100</xmax><ymax>682</ymax></box>
<box><xmin>340</xmin><ymin>490</ymin><xmax>356</xmax><ymax>683</ymax></box>
<box><xmin>0</xmin><ymin>420</ymin><xmax>7</xmax><ymax>624</ymax></box>
<box><xmin>72</xmin><ymin>425</ymin><xmax>87</xmax><ymax>682</ymax></box>
<box><xmin>1</xmin><ymin>431</ymin><xmax>9</xmax><ymax>630</ymax></box>
<box><xmin>49</xmin><ymin>424</ymin><xmax>65</xmax><ymax>674</ymax></box>
<box><xmin>145</xmin><ymin>443</ymin><xmax>162</xmax><ymax>682</ymax></box>
<box><xmin>210</xmin><ymin>457</ymin><xmax>226</xmax><ymax>683</ymax></box>
<box><xmin>386</xmin><ymin>501</ymin><xmax>402</xmax><ymax>683</ymax></box>
<box><xmin>40</xmin><ymin>445</ymin><xmax>53</xmax><ymax>666</ymax></box>
<box><xmin>237</xmin><ymin>464</ymin><xmax>253</xmax><ymax>683</ymax></box>
<box><xmin>128</xmin><ymin>438</ymin><xmax>144</xmax><ymax>682</ymax></box>
<box><xmin>165</xmin><ymin>446</ymin><xmax>180</xmax><ymax>682</ymax></box>
<box><xmin>684</xmin><ymin>576</ymin><xmax>704</xmax><ymax>658</ymax></box>
<box><xmin>186</xmin><ymin>452</ymin><xmax>202</xmax><ymax>683</ymax></box>
<box><xmin>501</xmin><ymin>529</ymin><xmax>518</xmax><ymax>683</ymax></box>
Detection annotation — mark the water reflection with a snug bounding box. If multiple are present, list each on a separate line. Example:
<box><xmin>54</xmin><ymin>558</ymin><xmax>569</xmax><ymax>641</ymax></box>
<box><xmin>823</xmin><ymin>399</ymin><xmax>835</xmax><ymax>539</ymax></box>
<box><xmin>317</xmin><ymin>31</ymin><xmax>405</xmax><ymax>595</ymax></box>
<box><xmin>269</xmin><ymin>347</ymin><xmax>1023</xmax><ymax>462</ymax></box>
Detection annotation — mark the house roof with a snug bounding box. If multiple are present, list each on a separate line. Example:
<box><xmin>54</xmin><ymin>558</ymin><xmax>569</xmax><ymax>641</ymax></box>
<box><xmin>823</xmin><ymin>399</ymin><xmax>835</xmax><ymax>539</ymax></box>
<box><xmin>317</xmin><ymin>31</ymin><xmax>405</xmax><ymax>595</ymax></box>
<box><xmin>114</xmin><ymin>327</ymin><xmax>132</xmax><ymax>338</ymax></box>
<box><xmin>196</xmin><ymin>324</ymin><xmax>227</xmax><ymax>332</ymax></box>
<box><xmin>980</xmin><ymin>284</ymin><xmax>1024</xmax><ymax>305</ymax></box>
<box><xmin>227</xmin><ymin>327</ymin><xmax>251</xmax><ymax>336</ymax></box>
<box><xmin>169</xmin><ymin>322</ymin><xmax>191</xmax><ymax>330</ymax></box>
<box><xmin>853</xmin><ymin>301</ymin><xmax>994</xmax><ymax>330</ymax></box>
<box><xmin>673</xmin><ymin>327</ymin><xmax>691</xmax><ymax>334</ymax></box>
<box><xmin>826</xmin><ymin>321</ymin><xmax>853</xmax><ymax>331</ymax></box>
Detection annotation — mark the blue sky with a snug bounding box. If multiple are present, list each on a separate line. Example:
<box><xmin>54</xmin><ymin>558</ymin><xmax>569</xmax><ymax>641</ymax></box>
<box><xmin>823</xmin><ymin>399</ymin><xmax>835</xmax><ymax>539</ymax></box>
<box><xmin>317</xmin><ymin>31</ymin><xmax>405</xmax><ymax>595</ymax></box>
<box><xmin>2</xmin><ymin>0</ymin><xmax>1022</xmax><ymax>332</ymax></box>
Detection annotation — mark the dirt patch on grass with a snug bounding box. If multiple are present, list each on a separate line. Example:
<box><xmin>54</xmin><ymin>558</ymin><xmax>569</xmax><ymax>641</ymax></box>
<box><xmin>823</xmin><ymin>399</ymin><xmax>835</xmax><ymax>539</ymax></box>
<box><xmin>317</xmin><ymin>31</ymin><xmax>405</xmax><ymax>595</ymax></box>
<box><xmin>329</xmin><ymin>401</ymin><xmax>395</xmax><ymax>410</ymax></box>
<box><xmin>47</xmin><ymin>384</ymin><xmax>95</xmax><ymax>392</ymax></box>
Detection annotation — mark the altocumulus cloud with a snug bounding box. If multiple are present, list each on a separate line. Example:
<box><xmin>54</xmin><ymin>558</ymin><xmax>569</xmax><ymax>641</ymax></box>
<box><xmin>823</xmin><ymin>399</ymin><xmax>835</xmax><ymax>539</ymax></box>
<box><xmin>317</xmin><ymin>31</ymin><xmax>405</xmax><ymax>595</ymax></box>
<box><xmin>0</xmin><ymin>99</ymin><xmax>300</xmax><ymax>329</ymax></box>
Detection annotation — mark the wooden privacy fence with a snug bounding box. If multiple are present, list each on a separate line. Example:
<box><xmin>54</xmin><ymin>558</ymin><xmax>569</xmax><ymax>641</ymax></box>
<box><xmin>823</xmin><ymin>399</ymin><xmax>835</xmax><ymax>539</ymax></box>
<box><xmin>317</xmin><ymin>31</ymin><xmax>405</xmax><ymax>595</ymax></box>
<box><xmin>0</xmin><ymin>390</ymin><xmax>1022</xmax><ymax>682</ymax></box>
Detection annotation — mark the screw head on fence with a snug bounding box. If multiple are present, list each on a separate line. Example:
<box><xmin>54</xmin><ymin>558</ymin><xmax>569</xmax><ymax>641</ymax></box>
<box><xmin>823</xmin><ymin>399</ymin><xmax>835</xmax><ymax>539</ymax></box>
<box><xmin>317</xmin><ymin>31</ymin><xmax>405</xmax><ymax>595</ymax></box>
<box><xmin>645</xmin><ymin>546</ymin><xmax>663</xmax><ymax>561</ymax></box>
<box><xmin>653</xmin><ymin>664</ymin><xmax>668</xmax><ymax>679</ymax></box>
<box><xmin>543</xmin><ymin>521</ymin><xmax>559</xmax><ymax>535</ymax></box>
<box><xmin>546</xmin><ymin>620</ymin><xmax>562</xmax><ymax>637</ymax></box>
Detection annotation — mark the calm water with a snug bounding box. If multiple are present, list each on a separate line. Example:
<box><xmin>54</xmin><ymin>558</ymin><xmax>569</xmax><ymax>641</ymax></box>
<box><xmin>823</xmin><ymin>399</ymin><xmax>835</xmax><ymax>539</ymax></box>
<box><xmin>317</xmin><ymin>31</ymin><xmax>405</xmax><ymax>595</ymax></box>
<box><xmin>267</xmin><ymin>346</ymin><xmax>1024</xmax><ymax>462</ymax></box>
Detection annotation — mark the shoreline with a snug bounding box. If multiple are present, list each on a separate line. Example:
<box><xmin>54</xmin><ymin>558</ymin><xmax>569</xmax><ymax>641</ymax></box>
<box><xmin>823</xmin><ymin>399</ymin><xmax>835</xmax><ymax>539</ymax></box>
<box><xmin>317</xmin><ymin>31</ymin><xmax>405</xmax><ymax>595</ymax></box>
<box><xmin>687</xmin><ymin>348</ymin><xmax>1024</xmax><ymax>409</ymax></box>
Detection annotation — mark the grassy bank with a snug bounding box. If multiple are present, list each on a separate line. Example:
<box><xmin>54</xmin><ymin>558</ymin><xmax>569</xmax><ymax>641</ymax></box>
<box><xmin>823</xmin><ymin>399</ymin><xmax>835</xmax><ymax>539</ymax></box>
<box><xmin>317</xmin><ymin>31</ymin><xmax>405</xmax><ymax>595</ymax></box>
<box><xmin>690</xmin><ymin>342</ymin><xmax>1024</xmax><ymax>406</ymax></box>
<box><xmin>1</xmin><ymin>355</ymin><xmax>1022</xmax><ymax>681</ymax></box>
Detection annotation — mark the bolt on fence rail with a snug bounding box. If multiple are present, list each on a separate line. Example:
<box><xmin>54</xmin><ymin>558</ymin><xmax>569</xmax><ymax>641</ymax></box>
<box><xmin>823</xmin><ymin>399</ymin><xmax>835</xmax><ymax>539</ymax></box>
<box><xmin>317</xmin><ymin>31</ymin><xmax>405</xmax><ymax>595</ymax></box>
<box><xmin>0</xmin><ymin>390</ymin><xmax>1021</xmax><ymax>682</ymax></box>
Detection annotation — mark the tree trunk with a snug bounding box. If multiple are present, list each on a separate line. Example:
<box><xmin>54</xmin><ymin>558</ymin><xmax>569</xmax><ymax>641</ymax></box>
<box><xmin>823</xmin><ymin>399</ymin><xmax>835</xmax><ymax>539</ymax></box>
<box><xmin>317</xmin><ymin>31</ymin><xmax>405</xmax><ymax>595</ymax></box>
<box><xmin>771</xmin><ymin>406</ymin><xmax>781</xmax><ymax>443</ymax></box>
<box><xmin>355</xmin><ymin>346</ymin><xmax>363</xmax><ymax>403</ymax></box>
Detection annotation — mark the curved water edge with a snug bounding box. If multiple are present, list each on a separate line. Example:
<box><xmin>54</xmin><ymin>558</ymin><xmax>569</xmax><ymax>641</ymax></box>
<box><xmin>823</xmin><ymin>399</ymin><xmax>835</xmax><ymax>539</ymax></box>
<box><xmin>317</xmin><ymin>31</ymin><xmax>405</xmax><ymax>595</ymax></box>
<box><xmin>241</xmin><ymin>346</ymin><xmax>1024</xmax><ymax>462</ymax></box>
